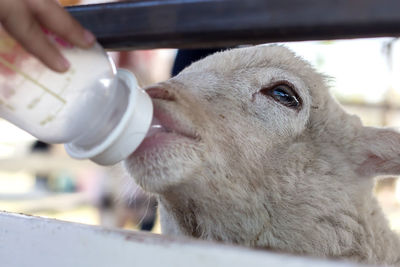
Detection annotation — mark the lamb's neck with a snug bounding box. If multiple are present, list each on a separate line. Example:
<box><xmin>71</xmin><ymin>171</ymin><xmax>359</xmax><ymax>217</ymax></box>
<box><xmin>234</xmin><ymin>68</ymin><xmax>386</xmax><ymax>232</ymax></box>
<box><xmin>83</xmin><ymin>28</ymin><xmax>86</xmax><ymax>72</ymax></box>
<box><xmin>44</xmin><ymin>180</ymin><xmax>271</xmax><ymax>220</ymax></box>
<box><xmin>157</xmin><ymin>169</ymin><xmax>400</xmax><ymax>266</ymax></box>
<box><xmin>157</xmin><ymin>178</ymin><xmax>269</xmax><ymax>245</ymax></box>
<box><xmin>158</xmin><ymin>192</ymin><xmax>203</xmax><ymax>238</ymax></box>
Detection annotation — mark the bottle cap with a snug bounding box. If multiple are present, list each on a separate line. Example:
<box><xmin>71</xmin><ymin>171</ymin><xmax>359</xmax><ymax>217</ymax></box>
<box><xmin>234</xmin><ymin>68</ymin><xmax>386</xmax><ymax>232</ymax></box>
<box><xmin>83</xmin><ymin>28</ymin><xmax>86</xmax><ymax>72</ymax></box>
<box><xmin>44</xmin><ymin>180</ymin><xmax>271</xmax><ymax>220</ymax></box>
<box><xmin>65</xmin><ymin>69</ymin><xmax>153</xmax><ymax>165</ymax></box>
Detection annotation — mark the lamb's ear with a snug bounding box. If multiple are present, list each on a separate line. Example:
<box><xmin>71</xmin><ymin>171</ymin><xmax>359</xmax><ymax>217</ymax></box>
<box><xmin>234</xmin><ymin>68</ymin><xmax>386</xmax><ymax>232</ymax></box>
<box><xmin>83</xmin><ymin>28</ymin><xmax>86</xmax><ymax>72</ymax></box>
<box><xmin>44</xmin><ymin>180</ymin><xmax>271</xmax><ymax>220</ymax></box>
<box><xmin>355</xmin><ymin>127</ymin><xmax>400</xmax><ymax>177</ymax></box>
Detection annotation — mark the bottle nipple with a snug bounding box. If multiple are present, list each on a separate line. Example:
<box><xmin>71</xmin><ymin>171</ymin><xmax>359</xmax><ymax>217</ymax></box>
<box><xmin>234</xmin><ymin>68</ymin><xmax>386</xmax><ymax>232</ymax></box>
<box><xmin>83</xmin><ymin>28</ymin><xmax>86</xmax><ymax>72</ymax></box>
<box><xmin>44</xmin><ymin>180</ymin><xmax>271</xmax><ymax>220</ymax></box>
<box><xmin>146</xmin><ymin>117</ymin><xmax>165</xmax><ymax>137</ymax></box>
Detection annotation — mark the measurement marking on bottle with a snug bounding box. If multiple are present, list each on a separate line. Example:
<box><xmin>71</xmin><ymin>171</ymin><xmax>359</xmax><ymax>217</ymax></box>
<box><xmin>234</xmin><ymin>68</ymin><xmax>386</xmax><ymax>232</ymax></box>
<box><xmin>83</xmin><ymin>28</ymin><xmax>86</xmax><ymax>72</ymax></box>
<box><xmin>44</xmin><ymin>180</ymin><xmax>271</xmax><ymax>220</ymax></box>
<box><xmin>15</xmin><ymin>65</ymin><xmax>44</xmax><ymax>90</ymax></box>
<box><xmin>57</xmin><ymin>67</ymin><xmax>75</xmax><ymax>96</ymax></box>
<box><xmin>0</xmin><ymin>56</ymin><xmax>67</xmax><ymax>104</ymax></box>
<box><xmin>27</xmin><ymin>89</ymin><xmax>47</xmax><ymax>109</ymax></box>
<box><xmin>40</xmin><ymin>114</ymin><xmax>55</xmax><ymax>126</ymax></box>
<box><xmin>0</xmin><ymin>98</ymin><xmax>15</xmax><ymax>111</ymax></box>
<box><xmin>5</xmin><ymin>88</ymin><xmax>16</xmax><ymax>97</ymax></box>
<box><xmin>27</xmin><ymin>96</ymin><xmax>42</xmax><ymax>109</ymax></box>
<box><xmin>39</xmin><ymin>105</ymin><xmax>64</xmax><ymax>126</ymax></box>
<box><xmin>27</xmin><ymin>67</ymin><xmax>74</xmax><ymax>110</ymax></box>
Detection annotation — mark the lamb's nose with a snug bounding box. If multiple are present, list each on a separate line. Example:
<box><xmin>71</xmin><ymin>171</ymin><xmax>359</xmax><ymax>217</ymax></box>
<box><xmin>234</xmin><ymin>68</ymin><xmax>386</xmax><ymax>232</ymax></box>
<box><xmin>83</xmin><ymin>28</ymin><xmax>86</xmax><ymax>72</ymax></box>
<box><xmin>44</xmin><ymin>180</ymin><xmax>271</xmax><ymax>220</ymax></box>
<box><xmin>145</xmin><ymin>87</ymin><xmax>175</xmax><ymax>101</ymax></box>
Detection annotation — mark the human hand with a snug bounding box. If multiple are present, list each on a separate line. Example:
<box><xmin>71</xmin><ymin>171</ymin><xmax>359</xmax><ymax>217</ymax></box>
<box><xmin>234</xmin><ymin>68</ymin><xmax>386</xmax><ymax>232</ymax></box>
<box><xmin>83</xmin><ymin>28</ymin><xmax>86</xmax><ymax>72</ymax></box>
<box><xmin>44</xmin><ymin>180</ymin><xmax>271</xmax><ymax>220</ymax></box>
<box><xmin>0</xmin><ymin>0</ymin><xmax>96</xmax><ymax>72</ymax></box>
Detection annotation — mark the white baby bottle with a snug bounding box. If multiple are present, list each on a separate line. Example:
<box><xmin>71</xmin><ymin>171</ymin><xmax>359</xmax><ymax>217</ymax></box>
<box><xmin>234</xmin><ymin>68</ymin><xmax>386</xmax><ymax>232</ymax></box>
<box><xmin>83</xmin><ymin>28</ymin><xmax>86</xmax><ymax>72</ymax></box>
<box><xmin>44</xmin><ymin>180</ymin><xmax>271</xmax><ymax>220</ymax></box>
<box><xmin>0</xmin><ymin>30</ymin><xmax>153</xmax><ymax>165</ymax></box>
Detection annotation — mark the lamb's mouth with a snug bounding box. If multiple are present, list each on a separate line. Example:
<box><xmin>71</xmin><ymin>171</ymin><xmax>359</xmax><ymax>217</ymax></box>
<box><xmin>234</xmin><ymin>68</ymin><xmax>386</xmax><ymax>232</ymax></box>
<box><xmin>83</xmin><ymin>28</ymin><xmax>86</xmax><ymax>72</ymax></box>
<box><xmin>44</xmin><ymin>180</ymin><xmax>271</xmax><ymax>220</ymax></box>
<box><xmin>146</xmin><ymin>122</ymin><xmax>200</xmax><ymax>144</ymax></box>
<box><xmin>130</xmin><ymin>86</ymin><xmax>200</xmax><ymax>156</ymax></box>
<box><xmin>132</xmin><ymin>123</ymin><xmax>199</xmax><ymax>156</ymax></box>
<box><xmin>131</xmin><ymin>109</ymin><xmax>200</xmax><ymax>156</ymax></box>
<box><xmin>160</xmin><ymin>126</ymin><xmax>200</xmax><ymax>141</ymax></box>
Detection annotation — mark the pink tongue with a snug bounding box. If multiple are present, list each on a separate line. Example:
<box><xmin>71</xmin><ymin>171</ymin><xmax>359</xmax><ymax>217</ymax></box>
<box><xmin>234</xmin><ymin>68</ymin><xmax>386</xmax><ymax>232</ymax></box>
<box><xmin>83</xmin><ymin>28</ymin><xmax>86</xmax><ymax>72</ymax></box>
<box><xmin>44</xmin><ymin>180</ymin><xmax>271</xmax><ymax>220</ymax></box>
<box><xmin>146</xmin><ymin>117</ymin><xmax>166</xmax><ymax>137</ymax></box>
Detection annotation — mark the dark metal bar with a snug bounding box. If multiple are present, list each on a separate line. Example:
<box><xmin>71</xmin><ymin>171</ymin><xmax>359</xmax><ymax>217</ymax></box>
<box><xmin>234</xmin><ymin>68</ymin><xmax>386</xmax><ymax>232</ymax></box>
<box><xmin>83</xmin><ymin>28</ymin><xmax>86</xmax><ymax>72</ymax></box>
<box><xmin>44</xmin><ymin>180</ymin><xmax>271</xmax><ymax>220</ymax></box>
<box><xmin>67</xmin><ymin>0</ymin><xmax>400</xmax><ymax>50</ymax></box>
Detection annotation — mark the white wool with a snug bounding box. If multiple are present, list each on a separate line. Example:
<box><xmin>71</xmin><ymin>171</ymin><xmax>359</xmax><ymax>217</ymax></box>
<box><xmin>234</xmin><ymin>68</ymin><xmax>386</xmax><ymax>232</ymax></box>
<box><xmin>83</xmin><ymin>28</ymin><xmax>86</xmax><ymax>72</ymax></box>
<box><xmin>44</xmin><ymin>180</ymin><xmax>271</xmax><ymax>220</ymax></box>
<box><xmin>124</xmin><ymin>45</ymin><xmax>400</xmax><ymax>266</ymax></box>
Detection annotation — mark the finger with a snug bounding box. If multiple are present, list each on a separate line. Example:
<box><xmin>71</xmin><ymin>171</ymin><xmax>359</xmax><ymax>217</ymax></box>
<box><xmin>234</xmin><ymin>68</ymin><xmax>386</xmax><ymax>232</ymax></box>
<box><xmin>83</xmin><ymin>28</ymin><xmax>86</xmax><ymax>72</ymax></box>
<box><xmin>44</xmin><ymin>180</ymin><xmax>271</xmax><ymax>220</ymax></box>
<box><xmin>27</xmin><ymin>0</ymin><xmax>95</xmax><ymax>48</ymax></box>
<box><xmin>1</xmin><ymin>3</ymin><xmax>70</xmax><ymax>72</ymax></box>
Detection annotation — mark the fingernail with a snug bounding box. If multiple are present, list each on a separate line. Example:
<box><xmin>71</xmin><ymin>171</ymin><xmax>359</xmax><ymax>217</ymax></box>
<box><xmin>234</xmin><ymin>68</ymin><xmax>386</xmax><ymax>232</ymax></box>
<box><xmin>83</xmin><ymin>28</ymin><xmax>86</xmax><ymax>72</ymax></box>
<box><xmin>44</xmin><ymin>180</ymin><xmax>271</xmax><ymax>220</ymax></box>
<box><xmin>58</xmin><ymin>56</ymin><xmax>70</xmax><ymax>71</ymax></box>
<box><xmin>83</xmin><ymin>30</ymin><xmax>95</xmax><ymax>45</ymax></box>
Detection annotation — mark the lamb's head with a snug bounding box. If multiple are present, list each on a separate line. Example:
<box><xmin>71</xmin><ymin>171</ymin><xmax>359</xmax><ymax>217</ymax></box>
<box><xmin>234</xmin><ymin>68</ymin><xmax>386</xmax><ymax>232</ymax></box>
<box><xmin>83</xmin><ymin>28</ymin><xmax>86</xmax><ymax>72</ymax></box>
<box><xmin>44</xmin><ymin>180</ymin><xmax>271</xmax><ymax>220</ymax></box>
<box><xmin>124</xmin><ymin>45</ymin><xmax>400</xmax><ymax>265</ymax></box>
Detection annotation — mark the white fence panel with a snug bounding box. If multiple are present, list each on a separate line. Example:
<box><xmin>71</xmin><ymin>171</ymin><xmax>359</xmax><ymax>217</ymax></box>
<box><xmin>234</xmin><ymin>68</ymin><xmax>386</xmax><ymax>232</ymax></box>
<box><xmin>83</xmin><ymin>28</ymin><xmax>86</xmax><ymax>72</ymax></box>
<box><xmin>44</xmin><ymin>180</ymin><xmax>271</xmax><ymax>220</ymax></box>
<box><xmin>0</xmin><ymin>211</ymin><xmax>366</xmax><ymax>267</ymax></box>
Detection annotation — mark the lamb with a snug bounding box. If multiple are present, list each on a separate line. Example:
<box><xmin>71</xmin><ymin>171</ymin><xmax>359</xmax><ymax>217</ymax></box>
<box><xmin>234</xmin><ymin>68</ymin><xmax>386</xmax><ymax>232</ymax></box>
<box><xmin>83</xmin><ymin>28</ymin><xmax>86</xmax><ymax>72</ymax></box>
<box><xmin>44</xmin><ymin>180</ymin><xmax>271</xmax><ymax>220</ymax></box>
<box><xmin>124</xmin><ymin>45</ymin><xmax>400</xmax><ymax>266</ymax></box>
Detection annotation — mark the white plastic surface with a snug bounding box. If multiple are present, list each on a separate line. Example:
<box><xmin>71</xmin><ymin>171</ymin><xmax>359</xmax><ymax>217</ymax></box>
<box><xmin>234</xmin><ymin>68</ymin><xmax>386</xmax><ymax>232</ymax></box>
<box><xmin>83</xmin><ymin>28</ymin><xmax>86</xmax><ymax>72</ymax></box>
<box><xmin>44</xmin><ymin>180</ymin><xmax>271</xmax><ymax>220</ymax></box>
<box><xmin>65</xmin><ymin>69</ymin><xmax>153</xmax><ymax>165</ymax></box>
<box><xmin>0</xmin><ymin>34</ymin><xmax>120</xmax><ymax>144</ymax></box>
<box><xmin>0</xmin><ymin>31</ymin><xmax>153</xmax><ymax>165</ymax></box>
<box><xmin>0</xmin><ymin>211</ymin><xmax>366</xmax><ymax>267</ymax></box>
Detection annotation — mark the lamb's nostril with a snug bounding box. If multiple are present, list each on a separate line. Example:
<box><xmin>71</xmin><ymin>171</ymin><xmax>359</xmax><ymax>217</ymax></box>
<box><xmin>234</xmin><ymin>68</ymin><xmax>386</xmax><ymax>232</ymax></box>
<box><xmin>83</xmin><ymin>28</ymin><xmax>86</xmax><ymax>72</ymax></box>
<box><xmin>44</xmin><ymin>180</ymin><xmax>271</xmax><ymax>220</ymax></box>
<box><xmin>146</xmin><ymin>87</ymin><xmax>175</xmax><ymax>101</ymax></box>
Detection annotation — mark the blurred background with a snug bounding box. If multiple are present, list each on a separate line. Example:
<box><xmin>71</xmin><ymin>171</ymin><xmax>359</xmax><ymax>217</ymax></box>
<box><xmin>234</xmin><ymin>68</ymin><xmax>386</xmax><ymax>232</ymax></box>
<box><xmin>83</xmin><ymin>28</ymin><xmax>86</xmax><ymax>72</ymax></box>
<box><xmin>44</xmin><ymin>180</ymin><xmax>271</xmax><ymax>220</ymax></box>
<box><xmin>0</xmin><ymin>0</ymin><xmax>399</xmax><ymax>235</ymax></box>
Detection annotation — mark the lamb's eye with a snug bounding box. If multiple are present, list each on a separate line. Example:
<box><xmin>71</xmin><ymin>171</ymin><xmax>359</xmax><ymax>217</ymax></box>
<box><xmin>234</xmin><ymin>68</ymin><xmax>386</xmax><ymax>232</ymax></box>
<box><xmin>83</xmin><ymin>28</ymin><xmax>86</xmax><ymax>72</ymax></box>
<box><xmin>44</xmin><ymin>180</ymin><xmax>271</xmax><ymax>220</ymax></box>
<box><xmin>261</xmin><ymin>84</ymin><xmax>301</xmax><ymax>109</ymax></box>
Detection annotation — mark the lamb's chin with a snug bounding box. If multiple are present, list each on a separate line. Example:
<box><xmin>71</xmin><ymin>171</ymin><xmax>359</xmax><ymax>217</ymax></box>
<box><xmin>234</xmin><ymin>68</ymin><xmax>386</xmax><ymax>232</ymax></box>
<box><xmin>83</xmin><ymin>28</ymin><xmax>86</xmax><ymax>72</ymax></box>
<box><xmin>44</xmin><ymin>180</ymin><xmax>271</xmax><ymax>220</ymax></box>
<box><xmin>124</xmin><ymin>135</ymin><xmax>202</xmax><ymax>193</ymax></box>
